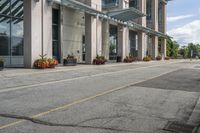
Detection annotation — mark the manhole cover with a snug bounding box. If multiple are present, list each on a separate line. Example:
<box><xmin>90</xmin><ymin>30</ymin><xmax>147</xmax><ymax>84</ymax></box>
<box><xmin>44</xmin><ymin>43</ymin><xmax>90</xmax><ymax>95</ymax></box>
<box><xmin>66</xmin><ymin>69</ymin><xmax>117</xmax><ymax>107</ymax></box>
<box><xmin>163</xmin><ymin>121</ymin><xmax>198</xmax><ymax>133</ymax></box>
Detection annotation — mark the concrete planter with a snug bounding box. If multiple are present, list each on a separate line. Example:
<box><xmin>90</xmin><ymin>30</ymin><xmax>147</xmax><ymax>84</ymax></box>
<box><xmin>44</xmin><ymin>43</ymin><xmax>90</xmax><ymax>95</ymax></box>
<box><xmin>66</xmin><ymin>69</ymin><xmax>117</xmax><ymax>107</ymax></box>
<box><xmin>63</xmin><ymin>59</ymin><xmax>77</xmax><ymax>66</ymax></box>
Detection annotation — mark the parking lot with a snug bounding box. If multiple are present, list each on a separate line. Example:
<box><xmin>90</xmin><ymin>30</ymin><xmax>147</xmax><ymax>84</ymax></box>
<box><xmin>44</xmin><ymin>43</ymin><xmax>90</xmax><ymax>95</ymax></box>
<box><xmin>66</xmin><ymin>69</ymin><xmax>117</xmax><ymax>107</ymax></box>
<box><xmin>0</xmin><ymin>60</ymin><xmax>200</xmax><ymax>133</ymax></box>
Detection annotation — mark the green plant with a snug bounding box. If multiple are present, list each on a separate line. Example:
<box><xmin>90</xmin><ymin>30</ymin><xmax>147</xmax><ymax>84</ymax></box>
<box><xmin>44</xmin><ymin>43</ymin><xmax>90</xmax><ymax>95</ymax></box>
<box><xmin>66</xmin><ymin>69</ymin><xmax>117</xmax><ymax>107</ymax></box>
<box><xmin>165</xmin><ymin>56</ymin><xmax>170</xmax><ymax>60</ymax></box>
<box><xmin>156</xmin><ymin>55</ymin><xmax>162</xmax><ymax>61</ymax></box>
<box><xmin>0</xmin><ymin>58</ymin><xmax>4</xmax><ymax>63</ymax></box>
<box><xmin>93</xmin><ymin>55</ymin><xmax>107</xmax><ymax>65</ymax></box>
<box><xmin>124</xmin><ymin>55</ymin><xmax>136</xmax><ymax>63</ymax></box>
<box><xmin>143</xmin><ymin>56</ymin><xmax>151</xmax><ymax>62</ymax></box>
<box><xmin>34</xmin><ymin>55</ymin><xmax>58</xmax><ymax>69</ymax></box>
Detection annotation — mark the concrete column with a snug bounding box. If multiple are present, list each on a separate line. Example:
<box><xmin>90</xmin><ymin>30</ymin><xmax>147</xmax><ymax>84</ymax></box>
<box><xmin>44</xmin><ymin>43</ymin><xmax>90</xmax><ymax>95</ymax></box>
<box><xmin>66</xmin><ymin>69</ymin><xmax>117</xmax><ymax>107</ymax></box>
<box><xmin>117</xmin><ymin>26</ymin><xmax>129</xmax><ymax>60</ymax></box>
<box><xmin>85</xmin><ymin>0</ymin><xmax>102</xmax><ymax>64</ymax></box>
<box><xmin>161</xmin><ymin>2</ymin><xmax>167</xmax><ymax>58</ymax></box>
<box><xmin>138</xmin><ymin>32</ymin><xmax>146</xmax><ymax>60</ymax></box>
<box><xmin>137</xmin><ymin>0</ymin><xmax>146</xmax><ymax>60</ymax></box>
<box><xmin>24</xmin><ymin>0</ymin><xmax>52</xmax><ymax>68</ymax></box>
<box><xmin>152</xmin><ymin>36</ymin><xmax>158</xmax><ymax>59</ymax></box>
<box><xmin>102</xmin><ymin>20</ymin><xmax>109</xmax><ymax>59</ymax></box>
<box><xmin>151</xmin><ymin>0</ymin><xmax>159</xmax><ymax>59</ymax></box>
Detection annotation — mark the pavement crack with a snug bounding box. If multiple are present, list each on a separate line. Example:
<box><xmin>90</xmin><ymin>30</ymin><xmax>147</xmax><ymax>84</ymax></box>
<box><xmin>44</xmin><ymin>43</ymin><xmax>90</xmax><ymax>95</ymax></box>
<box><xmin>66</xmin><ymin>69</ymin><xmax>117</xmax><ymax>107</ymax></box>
<box><xmin>0</xmin><ymin>113</ymin><xmax>140</xmax><ymax>132</ymax></box>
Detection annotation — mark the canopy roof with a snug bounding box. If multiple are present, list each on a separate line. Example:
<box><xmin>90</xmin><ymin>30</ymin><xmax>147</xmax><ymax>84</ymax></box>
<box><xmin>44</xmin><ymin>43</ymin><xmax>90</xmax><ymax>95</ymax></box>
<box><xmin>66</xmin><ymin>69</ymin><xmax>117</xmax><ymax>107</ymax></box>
<box><xmin>49</xmin><ymin>0</ymin><xmax>169</xmax><ymax>38</ymax></box>
<box><xmin>107</xmin><ymin>7</ymin><xmax>145</xmax><ymax>21</ymax></box>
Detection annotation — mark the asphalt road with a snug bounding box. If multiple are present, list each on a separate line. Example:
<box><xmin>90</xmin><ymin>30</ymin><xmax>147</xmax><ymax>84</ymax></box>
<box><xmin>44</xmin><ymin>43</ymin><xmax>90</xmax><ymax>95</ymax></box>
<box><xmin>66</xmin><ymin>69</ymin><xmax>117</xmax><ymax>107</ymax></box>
<box><xmin>0</xmin><ymin>60</ymin><xmax>200</xmax><ymax>133</ymax></box>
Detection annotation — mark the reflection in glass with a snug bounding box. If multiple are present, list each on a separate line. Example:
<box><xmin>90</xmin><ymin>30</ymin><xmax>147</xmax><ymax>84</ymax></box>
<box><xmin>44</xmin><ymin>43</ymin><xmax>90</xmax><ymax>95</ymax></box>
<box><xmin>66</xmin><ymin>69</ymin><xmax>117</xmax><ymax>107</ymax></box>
<box><xmin>0</xmin><ymin>0</ymin><xmax>10</xmax><ymax>16</ymax></box>
<box><xmin>11</xmin><ymin>0</ymin><xmax>23</xmax><ymax>18</ymax></box>
<box><xmin>109</xmin><ymin>26</ymin><xmax>118</xmax><ymax>61</ymax></box>
<box><xmin>0</xmin><ymin>15</ymin><xmax>10</xmax><ymax>56</ymax></box>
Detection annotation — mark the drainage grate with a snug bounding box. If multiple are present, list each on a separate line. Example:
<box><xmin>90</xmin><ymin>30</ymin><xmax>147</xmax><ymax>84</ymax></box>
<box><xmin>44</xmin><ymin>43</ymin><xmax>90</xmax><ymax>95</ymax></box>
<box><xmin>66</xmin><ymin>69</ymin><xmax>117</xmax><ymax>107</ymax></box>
<box><xmin>163</xmin><ymin>121</ymin><xmax>198</xmax><ymax>133</ymax></box>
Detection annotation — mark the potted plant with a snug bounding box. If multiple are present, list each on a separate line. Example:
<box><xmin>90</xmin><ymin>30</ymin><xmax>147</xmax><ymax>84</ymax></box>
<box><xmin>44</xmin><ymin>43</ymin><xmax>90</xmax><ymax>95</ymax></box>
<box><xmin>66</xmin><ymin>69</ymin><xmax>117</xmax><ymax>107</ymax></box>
<box><xmin>165</xmin><ymin>56</ymin><xmax>170</xmax><ymax>60</ymax></box>
<box><xmin>156</xmin><ymin>55</ymin><xmax>162</xmax><ymax>61</ymax></box>
<box><xmin>63</xmin><ymin>54</ymin><xmax>77</xmax><ymax>66</ymax></box>
<box><xmin>34</xmin><ymin>55</ymin><xmax>58</xmax><ymax>69</ymax></box>
<box><xmin>93</xmin><ymin>55</ymin><xmax>107</xmax><ymax>65</ymax></box>
<box><xmin>143</xmin><ymin>56</ymin><xmax>151</xmax><ymax>62</ymax></box>
<box><xmin>124</xmin><ymin>55</ymin><xmax>136</xmax><ymax>63</ymax></box>
<box><xmin>0</xmin><ymin>58</ymin><xmax>4</xmax><ymax>71</ymax></box>
<box><xmin>48</xmin><ymin>58</ymin><xmax>59</xmax><ymax>68</ymax></box>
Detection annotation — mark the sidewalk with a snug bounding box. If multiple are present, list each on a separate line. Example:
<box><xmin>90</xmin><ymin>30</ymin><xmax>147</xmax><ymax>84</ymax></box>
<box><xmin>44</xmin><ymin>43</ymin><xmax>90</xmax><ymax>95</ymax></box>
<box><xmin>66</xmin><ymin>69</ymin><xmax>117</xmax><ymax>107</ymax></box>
<box><xmin>0</xmin><ymin>60</ymin><xmax>187</xmax><ymax>77</ymax></box>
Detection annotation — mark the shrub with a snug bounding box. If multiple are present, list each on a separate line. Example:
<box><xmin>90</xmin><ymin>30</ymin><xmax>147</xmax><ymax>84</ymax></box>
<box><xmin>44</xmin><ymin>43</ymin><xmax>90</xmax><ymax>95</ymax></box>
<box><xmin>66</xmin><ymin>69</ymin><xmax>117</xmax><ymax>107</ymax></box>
<box><xmin>143</xmin><ymin>56</ymin><xmax>151</xmax><ymax>62</ymax></box>
<box><xmin>124</xmin><ymin>55</ymin><xmax>136</xmax><ymax>63</ymax></box>
<box><xmin>165</xmin><ymin>56</ymin><xmax>170</xmax><ymax>60</ymax></box>
<box><xmin>34</xmin><ymin>55</ymin><xmax>58</xmax><ymax>69</ymax></box>
<box><xmin>156</xmin><ymin>55</ymin><xmax>162</xmax><ymax>61</ymax></box>
<box><xmin>93</xmin><ymin>55</ymin><xmax>107</xmax><ymax>65</ymax></box>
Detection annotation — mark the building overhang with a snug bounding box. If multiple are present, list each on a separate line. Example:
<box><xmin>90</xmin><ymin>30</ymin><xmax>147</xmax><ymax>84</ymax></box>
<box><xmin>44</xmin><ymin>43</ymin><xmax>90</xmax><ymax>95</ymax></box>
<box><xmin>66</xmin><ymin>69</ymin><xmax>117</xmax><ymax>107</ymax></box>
<box><xmin>48</xmin><ymin>0</ymin><xmax>168</xmax><ymax>38</ymax></box>
<box><xmin>107</xmin><ymin>7</ymin><xmax>146</xmax><ymax>21</ymax></box>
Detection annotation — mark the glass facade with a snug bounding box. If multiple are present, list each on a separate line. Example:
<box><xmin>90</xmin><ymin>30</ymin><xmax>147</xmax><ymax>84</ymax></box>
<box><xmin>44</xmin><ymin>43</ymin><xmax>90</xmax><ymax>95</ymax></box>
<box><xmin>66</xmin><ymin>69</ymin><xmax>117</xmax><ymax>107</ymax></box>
<box><xmin>52</xmin><ymin>9</ymin><xmax>60</xmax><ymax>62</ymax></box>
<box><xmin>0</xmin><ymin>0</ymin><xmax>23</xmax><ymax>66</ymax></box>
<box><xmin>109</xmin><ymin>25</ymin><xmax>118</xmax><ymax>61</ymax></box>
<box><xmin>102</xmin><ymin>0</ymin><xmax>119</xmax><ymax>8</ymax></box>
<box><xmin>146</xmin><ymin>0</ymin><xmax>152</xmax><ymax>20</ymax></box>
<box><xmin>129</xmin><ymin>0</ymin><xmax>138</xmax><ymax>9</ymax></box>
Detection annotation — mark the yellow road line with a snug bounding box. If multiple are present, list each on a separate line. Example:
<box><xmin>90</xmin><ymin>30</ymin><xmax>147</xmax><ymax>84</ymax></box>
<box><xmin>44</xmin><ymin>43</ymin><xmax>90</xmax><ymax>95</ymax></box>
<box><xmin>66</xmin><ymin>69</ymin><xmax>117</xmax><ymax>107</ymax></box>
<box><xmin>0</xmin><ymin>61</ymin><xmax>182</xmax><ymax>94</ymax></box>
<box><xmin>0</xmin><ymin>69</ymin><xmax>178</xmax><ymax>130</ymax></box>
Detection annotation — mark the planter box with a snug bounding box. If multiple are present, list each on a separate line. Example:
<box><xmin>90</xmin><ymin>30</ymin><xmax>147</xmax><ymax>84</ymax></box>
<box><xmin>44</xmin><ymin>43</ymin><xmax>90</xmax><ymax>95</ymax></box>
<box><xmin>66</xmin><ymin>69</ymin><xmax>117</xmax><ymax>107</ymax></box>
<box><xmin>0</xmin><ymin>61</ymin><xmax>4</xmax><ymax>71</ymax></box>
<box><xmin>63</xmin><ymin>59</ymin><xmax>77</xmax><ymax>66</ymax></box>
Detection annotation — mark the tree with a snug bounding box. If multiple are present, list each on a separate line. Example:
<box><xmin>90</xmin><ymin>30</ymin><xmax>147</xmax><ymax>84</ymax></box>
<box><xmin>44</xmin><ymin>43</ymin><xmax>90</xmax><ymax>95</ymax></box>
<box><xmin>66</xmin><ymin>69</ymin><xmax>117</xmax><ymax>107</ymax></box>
<box><xmin>167</xmin><ymin>38</ymin><xmax>179</xmax><ymax>58</ymax></box>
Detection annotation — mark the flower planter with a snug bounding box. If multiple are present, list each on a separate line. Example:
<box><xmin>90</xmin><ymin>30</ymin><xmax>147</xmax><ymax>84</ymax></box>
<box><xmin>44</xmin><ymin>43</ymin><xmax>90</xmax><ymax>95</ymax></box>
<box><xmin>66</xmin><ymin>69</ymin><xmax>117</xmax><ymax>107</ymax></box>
<box><xmin>93</xmin><ymin>55</ymin><xmax>107</xmax><ymax>65</ymax></box>
<box><xmin>63</xmin><ymin>59</ymin><xmax>77</xmax><ymax>66</ymax></box>
<box><xmin>0</xmin><ymin>61</ymin><xmax>4</xmax><ymax>71</ymax></box>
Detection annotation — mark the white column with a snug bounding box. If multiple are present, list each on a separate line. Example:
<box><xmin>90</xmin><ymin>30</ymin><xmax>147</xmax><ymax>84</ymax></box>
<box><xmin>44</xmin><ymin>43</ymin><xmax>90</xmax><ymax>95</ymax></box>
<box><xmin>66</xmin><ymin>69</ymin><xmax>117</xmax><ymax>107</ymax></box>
<box><xmin>24</xmin><ymin>0</ymin><xmax>52</xmax><ymax>68</ymax></box>
<box><xmin>161</xmin><ymin>39</ymin><xmax>167</xmax><ymax>57</ymax></box>
<box><xmin>151</xmin><ymin>0</ymin><xmax>159</xmax><ymax>59</ymax></box>
<box><xmin>85</xmin><ymin>0</ymin><xmax>102</xmax><ymax>64</ymax></box>
<box><xmin>138</xmin><ymin>0</ymin><xmax>146</xmax><ymax>60</ymax></box>
<box><xmin>102</xmin><ymin>20</ymin><xmax>109</xmax><ymax>59</ymax></box>
<box><xmin>161</xmin><ymin>2</ymin><xmax>167</xmax><ymax>57</ymax></box>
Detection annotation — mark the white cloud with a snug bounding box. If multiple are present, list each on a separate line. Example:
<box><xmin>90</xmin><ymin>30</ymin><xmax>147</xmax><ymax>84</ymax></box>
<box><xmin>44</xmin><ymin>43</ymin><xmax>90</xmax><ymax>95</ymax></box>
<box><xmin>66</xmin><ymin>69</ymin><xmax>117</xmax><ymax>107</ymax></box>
<box><xmin>167</xmin><ymin>14</ymin><xmax>195</xmax><ymax>22</ymax></box>
<box><xmin>168</xmin><ymin>20</ymin><xmax>200</xmax><ymax>46</ymax></box>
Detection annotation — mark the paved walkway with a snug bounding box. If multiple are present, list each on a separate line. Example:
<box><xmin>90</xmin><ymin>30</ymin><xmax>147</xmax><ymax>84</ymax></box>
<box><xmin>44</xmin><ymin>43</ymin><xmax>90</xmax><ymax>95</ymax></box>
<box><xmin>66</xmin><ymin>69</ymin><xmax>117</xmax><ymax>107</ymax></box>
<box><xmin>0</xmin><ymin>60</ymin><xmax>199</xmax><ymax>133</ymax></box>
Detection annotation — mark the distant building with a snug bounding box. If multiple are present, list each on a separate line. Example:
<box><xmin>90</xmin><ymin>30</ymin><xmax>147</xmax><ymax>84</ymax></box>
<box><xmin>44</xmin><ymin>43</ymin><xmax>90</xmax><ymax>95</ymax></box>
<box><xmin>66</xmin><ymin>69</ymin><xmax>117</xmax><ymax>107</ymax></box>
<box><xmin>0</xmin><ymin>0</ymin><xmax>168</xmax><ymax>68</ymax></box>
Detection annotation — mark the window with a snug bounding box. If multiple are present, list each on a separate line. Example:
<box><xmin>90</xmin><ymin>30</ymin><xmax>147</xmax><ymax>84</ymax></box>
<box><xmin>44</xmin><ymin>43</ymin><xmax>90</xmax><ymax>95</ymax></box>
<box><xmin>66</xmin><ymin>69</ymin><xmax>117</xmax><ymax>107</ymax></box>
<box><xmin>146</xmin><ymin>0</ymin><xmax>152</xmax><ymax>20</ymax></box>
<box><xmin>0</xmin><ymin>0</ymin><xmax>23</xmax><ymax>56</ymax></box>
<box><xmin>129</xmin><ymin>0</ymin><xmax>138</xmax><ymax>9</ymax></box>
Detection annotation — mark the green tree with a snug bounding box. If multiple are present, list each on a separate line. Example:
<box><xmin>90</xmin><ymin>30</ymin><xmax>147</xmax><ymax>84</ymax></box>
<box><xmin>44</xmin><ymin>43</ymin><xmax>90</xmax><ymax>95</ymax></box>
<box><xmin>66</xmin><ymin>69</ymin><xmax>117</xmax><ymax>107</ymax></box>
<box><xmin>167</xmin><ymin>38</ymin><xmax>179</xmax><ymax>58</ymax></box>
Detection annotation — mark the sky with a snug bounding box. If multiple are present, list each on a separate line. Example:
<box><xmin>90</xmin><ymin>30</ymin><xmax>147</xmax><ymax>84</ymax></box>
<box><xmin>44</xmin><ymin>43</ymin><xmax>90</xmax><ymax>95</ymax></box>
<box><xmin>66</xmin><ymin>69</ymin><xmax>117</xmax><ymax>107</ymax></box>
<box><xmin>167</xmin><ymin>0</ymin><xmax>200</xmax><ymax>46</ymax></box>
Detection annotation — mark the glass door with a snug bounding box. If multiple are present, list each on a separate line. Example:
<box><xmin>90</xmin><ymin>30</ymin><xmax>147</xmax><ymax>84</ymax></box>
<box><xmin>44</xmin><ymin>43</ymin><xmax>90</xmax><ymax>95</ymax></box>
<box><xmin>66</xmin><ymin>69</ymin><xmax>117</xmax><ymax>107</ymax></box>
<box><xmin>109</xmin><ymin>25</ymin><xmax>118</xmax><ymax>61</ymax></box>
<box><xmin>0</xmin><ymin>0</ymin><xmax>24</xmax><ymax>67</ymax></box>
<box><xmin>52</xmin><ymin>9</ymin><xmax>60</xmax><ymax>62</ymax></box>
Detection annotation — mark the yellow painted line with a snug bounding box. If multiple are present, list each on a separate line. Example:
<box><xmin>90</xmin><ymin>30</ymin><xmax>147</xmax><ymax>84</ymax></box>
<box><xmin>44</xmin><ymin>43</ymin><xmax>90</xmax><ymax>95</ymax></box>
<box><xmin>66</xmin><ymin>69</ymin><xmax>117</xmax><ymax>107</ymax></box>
<box><xmin>0</xmin><ymin>61</ymin><xmax>182</xmax><ymax>94</ymax></box>
<box><xmin>0</xmin><ymin>69</ymin><xmax>178</xmax><ymax>130</ymax></box>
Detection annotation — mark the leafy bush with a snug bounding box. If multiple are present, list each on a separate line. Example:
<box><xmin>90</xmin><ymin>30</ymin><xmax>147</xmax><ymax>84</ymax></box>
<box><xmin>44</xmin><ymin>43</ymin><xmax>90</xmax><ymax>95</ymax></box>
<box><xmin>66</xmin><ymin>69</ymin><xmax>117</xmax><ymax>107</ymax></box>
<box><xmin>143</xmin><ymin>56</ymin><xmax>151</xmax><ymax>62</ymax></box>
<box><xmin>124</xmin><ymin>55</ymin><xmax>136</xmax><ymax>63</ymax></box>
<box><xmin>165</xmin><ymin>56</ymin><xmax>170</xmax><ymax>60</ymax></box>
<box><xmin>156</xmin><ymin>55</ymin><xmax>162</xmax><ymax>61</ymax></box>
<box><xmin>93</xmin><ymin>55</ymin><xmax>107</xmax><ymax>65</ymax></box>
<box><xmin>34</xmin><ymin>55</ymin><xmax>58</xmax><ymax>69</ymax></box>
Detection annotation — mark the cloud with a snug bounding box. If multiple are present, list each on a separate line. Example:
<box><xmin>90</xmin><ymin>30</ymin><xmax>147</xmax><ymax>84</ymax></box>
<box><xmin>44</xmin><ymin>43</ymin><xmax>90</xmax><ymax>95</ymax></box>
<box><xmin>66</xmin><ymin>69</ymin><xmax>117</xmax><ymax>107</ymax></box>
<box><xmin>168</xmin><ymin>20</ymin><xmax>200</xmax><ymax>46</ymax></box>
<box><xmin>167</xmin><ymin>14</ymin><xmax>195</xmax><ymax>22</ymax></box>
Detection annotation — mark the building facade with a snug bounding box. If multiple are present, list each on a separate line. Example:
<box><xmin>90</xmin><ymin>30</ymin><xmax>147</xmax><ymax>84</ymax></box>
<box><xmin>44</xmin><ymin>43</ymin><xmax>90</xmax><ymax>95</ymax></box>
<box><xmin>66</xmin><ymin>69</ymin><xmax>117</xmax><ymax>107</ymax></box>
<box><xmin>0</xmin><ymin>0</ymin><xmax>168</xmax><ymax>68</ymax></box>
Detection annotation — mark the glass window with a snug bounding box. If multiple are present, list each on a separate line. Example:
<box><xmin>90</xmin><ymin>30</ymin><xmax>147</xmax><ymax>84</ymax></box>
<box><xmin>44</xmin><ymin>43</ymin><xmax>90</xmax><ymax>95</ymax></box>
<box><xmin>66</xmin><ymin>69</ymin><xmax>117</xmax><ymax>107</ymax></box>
<box><xmin>0</xmin><ymin>0</ymin><xmax>24</xmax><ymax>56</ymax></box>
<box><xmin>0</xmin><ymin>0</ymin><xmax>10</xmax><ymax>16</ymax></box>
<box><xmin>129</xmin><ymin>0</ymin><xmax>138</xmax><ymax>9</ymax></box>
<box><xmin>11</xmin><ymin>19</ymin><xmax>23</xmax><ymax>55</ymax></box>
<box><xmin>0</xmin><ymin>15</ymin><xmax>10</xmax><ymax>56</ymax></box>
<box><xmin>11</xmin><ymin>0</ymin><xmax>23</xmax><ymax>18</ymax></box>
<box><xmin>146</xmin><ymin>0</ymin><xmax>152</xmax><ymax>20</ymax></box>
